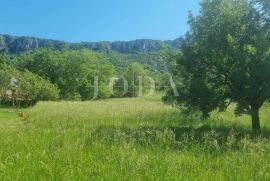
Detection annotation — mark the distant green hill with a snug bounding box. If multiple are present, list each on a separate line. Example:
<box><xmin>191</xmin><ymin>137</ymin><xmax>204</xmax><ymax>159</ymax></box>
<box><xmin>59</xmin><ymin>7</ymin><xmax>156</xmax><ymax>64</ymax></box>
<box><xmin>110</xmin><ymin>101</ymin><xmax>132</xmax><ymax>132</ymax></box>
<box><xmin>0</xmin><ymin>34</ymin><xmax>182</xmax><ymax>72</ymax></box>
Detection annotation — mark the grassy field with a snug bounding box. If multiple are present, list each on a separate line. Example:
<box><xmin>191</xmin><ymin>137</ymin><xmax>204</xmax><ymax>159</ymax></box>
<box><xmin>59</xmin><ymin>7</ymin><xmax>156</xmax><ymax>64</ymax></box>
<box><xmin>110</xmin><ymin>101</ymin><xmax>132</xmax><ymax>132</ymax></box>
<box><xmin>0</xmin><ymin>108</ymin><xmax>27</xmax><ymax>128</ymax></box>
<box><xmin>0</xmin><ymin>96</ymin><xmax>270</xmax><ymax>180</ymax></box>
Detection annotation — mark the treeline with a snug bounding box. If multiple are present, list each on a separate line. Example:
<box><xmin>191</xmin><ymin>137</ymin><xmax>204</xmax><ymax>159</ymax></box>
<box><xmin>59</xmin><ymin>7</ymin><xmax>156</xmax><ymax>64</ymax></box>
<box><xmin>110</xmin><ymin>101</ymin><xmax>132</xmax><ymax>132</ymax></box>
<box><xmin>0</xmin><ymin>63</ymin><xmax>59</xmax><ymax>106</ymax></box>
<box><xmin>0</xmin><ymin>49</ymin><xmax>170</xmax><ymax>105</ymax></box>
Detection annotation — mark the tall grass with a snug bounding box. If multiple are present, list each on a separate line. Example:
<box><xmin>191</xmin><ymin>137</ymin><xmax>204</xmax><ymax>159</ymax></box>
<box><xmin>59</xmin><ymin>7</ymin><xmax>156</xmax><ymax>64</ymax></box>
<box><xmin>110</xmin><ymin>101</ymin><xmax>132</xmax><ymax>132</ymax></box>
<box><xmin>0</xmin><ymin>97</ymin><xmax>270</xmax><ymax>180</ymax></box>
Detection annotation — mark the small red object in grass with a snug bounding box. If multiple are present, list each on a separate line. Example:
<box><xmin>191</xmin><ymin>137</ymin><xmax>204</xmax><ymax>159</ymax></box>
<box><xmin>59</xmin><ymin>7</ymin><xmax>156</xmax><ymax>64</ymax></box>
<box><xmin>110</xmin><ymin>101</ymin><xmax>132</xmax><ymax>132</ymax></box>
<box><xmin>19</xmin><ymin>112</ymin><xmax>25</xmax><ymax>118</ymax></box>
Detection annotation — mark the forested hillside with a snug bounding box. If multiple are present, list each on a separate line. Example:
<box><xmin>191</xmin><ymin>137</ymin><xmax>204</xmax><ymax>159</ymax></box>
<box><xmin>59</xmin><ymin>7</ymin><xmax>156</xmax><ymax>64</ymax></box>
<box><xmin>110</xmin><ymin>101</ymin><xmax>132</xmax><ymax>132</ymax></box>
<box><xmin>0</xmin><ymin>34</ymin><xmax>180</xmax><ymax>72</ymax></box>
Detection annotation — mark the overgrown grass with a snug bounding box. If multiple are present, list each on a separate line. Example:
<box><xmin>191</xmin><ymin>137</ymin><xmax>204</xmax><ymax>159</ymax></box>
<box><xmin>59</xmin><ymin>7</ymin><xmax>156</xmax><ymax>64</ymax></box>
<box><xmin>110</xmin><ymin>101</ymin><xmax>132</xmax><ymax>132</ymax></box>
<box><xmin>0</xmin><ymin>108</ymin><xmax>27</xmax><ymax>124</ymax></box>
<box><xmin>0</xmin><ymin>97</ymin><xmax>270</xmax><ymax>180</ymax></box>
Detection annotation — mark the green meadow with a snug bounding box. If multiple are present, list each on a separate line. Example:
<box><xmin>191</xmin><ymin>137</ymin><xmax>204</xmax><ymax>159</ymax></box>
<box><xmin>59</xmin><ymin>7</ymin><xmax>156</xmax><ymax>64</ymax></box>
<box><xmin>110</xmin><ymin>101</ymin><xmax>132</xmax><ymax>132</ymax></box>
<box><xmin>0</xmin><ymin>96</ymin><xmax>270</xmax><ymax>180</ymax></box>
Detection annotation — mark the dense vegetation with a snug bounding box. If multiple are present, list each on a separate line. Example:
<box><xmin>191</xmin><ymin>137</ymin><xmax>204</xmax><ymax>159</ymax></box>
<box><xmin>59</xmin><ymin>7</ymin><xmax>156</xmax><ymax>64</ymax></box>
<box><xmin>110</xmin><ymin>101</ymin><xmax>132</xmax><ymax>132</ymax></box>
<box><xmin>0</xmin><ymin>31</ymin><xmax>175</xmax><ymax>105</ymax></box>
<box><xmin>0</xmin><ymin>48</ymin><xmax>169</xmax><ymax>104</ymax></box>
<box><xmin>0</xmin><ymin>63</ymin><xmax>59</xmax><ymax>106</ymax></box>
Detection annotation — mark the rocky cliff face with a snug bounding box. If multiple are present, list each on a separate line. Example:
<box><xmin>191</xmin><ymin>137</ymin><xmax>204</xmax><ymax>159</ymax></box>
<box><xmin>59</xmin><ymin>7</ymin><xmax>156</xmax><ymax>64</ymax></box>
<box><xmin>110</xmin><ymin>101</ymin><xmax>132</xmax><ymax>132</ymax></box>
<box><xmin>111</xmin><ymin>39</ymin><xmax>163</xmax><ymax>53</ymax></box>
<box><xmin>0</xmin><ymin>34</ymin><xmax>182</xmax><ymax>54</ymax></box>
<box><xmin>0</xmin><ymin>34</ymin><xmax>69</xmax><ymax>54</ymax></box>
<box><xmin>0</xmin><ymin>35</ymin><xmax>8</xmax><ymax>52</ymax></box>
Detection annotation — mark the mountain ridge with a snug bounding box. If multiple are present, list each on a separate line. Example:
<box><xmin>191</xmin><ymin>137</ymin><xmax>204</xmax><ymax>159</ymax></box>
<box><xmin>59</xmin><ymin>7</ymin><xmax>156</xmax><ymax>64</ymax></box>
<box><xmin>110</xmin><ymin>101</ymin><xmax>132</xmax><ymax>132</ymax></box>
<box><xmin>0</xmin><ymin>34</ymin><xmax>183</xmax><ymax>54</ymax></box>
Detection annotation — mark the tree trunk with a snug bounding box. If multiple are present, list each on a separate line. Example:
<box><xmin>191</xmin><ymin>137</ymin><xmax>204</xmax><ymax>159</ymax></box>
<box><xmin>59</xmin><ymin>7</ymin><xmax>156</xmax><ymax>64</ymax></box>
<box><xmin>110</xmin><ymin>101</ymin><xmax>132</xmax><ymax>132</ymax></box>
<box><xmin>12</xmin><ymin>97</ymin><xmax>15</xmax><ymax>110</ymax></box>
<box><xmin>251</xmin><ymin>107</ymin><xmax>261</xmax><ymax>133</ymax></box>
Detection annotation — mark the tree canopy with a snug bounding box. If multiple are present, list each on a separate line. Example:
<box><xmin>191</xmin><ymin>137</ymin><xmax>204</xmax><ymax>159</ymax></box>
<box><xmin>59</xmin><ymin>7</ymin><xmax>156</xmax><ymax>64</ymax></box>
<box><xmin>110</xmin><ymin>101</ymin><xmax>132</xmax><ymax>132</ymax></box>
<box><xmin>164</xmin><ymin>0</ymin><xmax>270</xmax><ymax>132</ymax></box>
<box><xmin>16</xmin><ymin>50</ymin><xmax>116</xmax><ymax>100</ymax></box>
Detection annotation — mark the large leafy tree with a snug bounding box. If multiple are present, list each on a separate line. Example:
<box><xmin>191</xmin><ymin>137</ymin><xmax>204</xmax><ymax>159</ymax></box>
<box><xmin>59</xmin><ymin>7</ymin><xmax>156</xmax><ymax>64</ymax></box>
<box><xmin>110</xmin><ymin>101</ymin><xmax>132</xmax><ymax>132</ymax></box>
<box><xmin>60</xmin><ymin>50</ymin><xmax>115</xmax><ymax>100</ymax></box>
<box><xmin>164</xmin><ymin>0</ymin><xmax>270</xmax><ymax>132</ymax></box>
<box><xmin>123</xmin><ymin>62</ymin><xmax>150</xmax><ymax>97</ymax></box>
<box><xmin>0</xmin><ymin>62</ymin><xmax>59</xmax><ymax>106</ymax></box>
<box><xmin>19</xmin><ymin>70</ymin><xmax>59</xmax><ymax>104</ymax></box>
<box><xmin>75</xmin><ymin>52</ymin><xmax>115</xmax><ymax>100</ymax></box>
